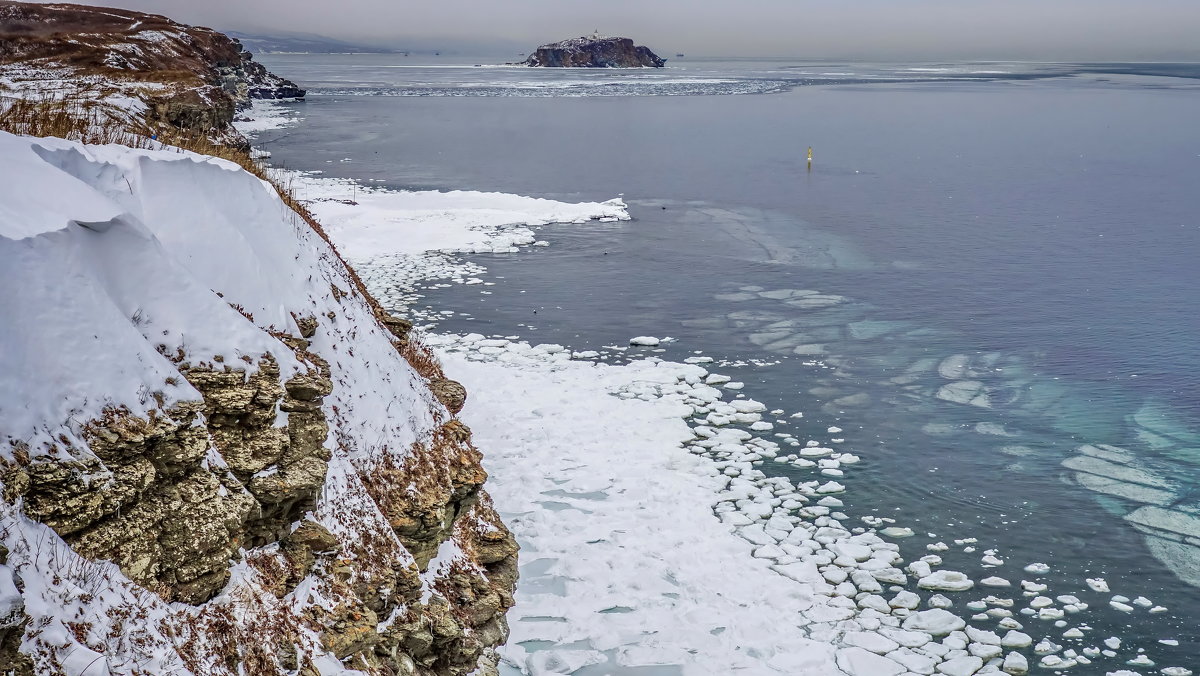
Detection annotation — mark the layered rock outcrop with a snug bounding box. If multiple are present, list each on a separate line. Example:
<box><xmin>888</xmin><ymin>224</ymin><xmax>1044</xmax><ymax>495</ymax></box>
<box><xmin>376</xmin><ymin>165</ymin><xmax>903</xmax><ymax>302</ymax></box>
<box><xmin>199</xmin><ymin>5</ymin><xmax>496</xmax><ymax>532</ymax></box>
<box><xmin>0</xmin><ymin>125</ymin><xmax>517</xmax><ymax>674</ymax></box>
<box><xmin>521</xmin><ymin>35</ymin><xmax>666</xmax><ymax>68</ymax></box>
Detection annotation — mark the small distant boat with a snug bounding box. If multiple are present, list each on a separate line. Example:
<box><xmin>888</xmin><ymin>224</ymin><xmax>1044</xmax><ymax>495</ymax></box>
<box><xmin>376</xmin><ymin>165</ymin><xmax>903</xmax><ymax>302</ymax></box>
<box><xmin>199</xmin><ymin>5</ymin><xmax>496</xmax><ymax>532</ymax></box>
<box><xmin>676</xmin><ymin>53</ymin><xmax>685</xmax><ymax>58</ymax></box>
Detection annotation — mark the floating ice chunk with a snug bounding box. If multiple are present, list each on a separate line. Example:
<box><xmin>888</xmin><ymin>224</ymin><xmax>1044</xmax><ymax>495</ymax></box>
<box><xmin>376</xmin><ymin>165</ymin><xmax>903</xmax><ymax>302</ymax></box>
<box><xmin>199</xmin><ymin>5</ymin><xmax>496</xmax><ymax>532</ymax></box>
<box><xmin>1023</xmin><ymin>562</ymin><xmax>1051</xmax><ymax>575</ymax></box>
<box><xmin>890</xmin><ymin>590</ymin><xmax>921</xmax><ymax>609</ymax></box>
<box><xmin>879</xmin><ymin>627</ymin><xmax>933</xmax><ymax>648</ymax></box>
<box><xmin>928</xmin><ymin>594</ymin><xmax>953</xmax><ymax>609</ymax></box>
<box><xmin>880</xmin><ymin>526</ymin><xmax>915</xmax><ymax>538</ymax></box>
<box><xmin>859</xmin><ymin>594</ymin><xmax>892</xmax><ymax>614</ymax></box>
<box><xmin>843</xmin><ymin>631</ymin><xmax>900</xmax><ymax>655</ymax></box>
<box><xmin>724</xmin><ymin>382</ymin><xmax>745</xmax><ymax>390</ymax></box>
<box><xmin>1126</xmin><ymin>654</ymin><xmax>1155</xmax><ymax>667</ymax></box>
<box><xmin>822</xmin><ymin>567</ymin><xmax>849</xmax><ymax>584</ymax></box>
<box><xmin>1086</xmin><ymin>577</ymin><xmax>1110</xmax><ymax>592</ymax></box>
<box><xmin>828</xmin><ymin>426</ymin><xmax>843</xmax><ymax>434</ymax></box>
<box><xmin>1063</xmin><ymin>628</ymin><xmax>1084</xmax><ymax>639</ymax></box>
<box><xmin>872</xmin><ymin>568</ymin><xmax>908</xmax><ymax>585</ymax></box>
<box><xmin>1161</xmin><ymin>668</ymin><xmax>1193</xmax><ymax>676</ymax></box>
<box><xmin>1029</xmin><ymin>596</ymin><xmax>1053</xmax><ymax>609</ymax></box>
<box><xmin>936</xmin><ymin>381</ymin><xmax>984</xmax><ymax>408</ymax></box>
<box><xmin>1104</xmin><ymin>637</ymin><xmax>1121</xmax><ymax>650</ymax></box>
<box><xmin>757</xmin><ymin>288</ymin><xmax>816</xmax><ymax>300</ymax></box>
<box><xmin>981</xmin><ymin>554</ymin><xmax>1004</xmax><ymax>566</ymax></box>
<box><xmin>628</xmin><ymin>336</ymin><xmax>661</xmax><ymax>346</ymax></box>
<box><xmin>980</xmin><ymin>576</ymin><xmax>1011</xmax><ymax>587</ymax></box>
<box><xmin>919</xmin><ymin>570</ymin><xmax>975</xmax><ymax>592</ymax></box>
<box><xmin>731</xmin><ymin>400</ymin><xmax>766</xmax><ymax>413</ymax></box>
<box><xmin>1110</xmin><ymin>600</ymin><xmax>1134</xmax><ymax>613</ymax></box>
<box><xmin>1063</xmin><ymin>455</ymin><xmax>1173</xmax><ymax>489</ymax></box>
<box><xmin>937</xmin><ymin>655</ymin><xmax>984</xmax><ymax>676</ymax></box>
<box><xmin>998</xmin><ymin>618</ymin><xmax>1023</xmax><ymax>630</ymax></box>
<box><xmin>966</xmin><ymin>626</ymin><xmax>1002</xmax><ymax>646</ymax></box>
<box><xmin>1132</xmin><ymin>596</ymin><xmax>1152</xmax><ymax>607</ymax></box>
<box><xmin>771</xmin><ymin>560</ymin><xmax>822</xmax><ymax>585</ymax></box>
<box><xmin>887</xmin><ymin>650</ymin><xmax>936</xmax><ymax>674</ymax></box>
<box><xmin>817</xmin><ymin>481</ymin><xmax>845</xmax><ymax>494</ymax></box>
<box><xmin>1033</xmin><ymin>640</ymin><xmax>1060</xmax><ymax>656</ymax></box>
<box><xmin>835</xmin><ymin>647</ymin><xmax>906</xmax><ymax>676</ymax></box>
<box><xmin>908</xmin><ymin>560</ymin><xmax>933</xmax><ymax>578</ymax></box>
<box><xmin>1001</xmin><ymin>631</ymin><xmax>1032</xmax><ymax>648</ymax></box>
<box><xmin>1002</xmin><ymin>651</ymin><xmax>1029</xmax><ymax>675</ymax></box>
<box><xmin>832</xmin><ymin>542</ymin><xmax>873</xmax><ymax>562</ymax></box>
<box><xmin>938</xmin><ymin>354</ymin><xmax>971</xmax><ymax>379</ymax></box>
<box><xmin>969</xmin><ymin>642</ymin><xmax>1003</xmax><ymax>660</ymax></box>
<box><xmin>715</xmin><ymin>292</ymin><xmax>756</xmax><ymax>301</ymax></box>
<box><xmin>901</xmin><ymin>609</ymin><xmax>966</xmax><ymax>636</ymax></box>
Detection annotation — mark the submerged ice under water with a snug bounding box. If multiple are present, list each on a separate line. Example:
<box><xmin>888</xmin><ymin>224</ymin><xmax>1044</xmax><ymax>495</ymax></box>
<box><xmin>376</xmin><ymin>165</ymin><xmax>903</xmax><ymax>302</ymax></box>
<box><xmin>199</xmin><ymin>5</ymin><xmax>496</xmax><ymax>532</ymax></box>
<box><xmin>252</xmin><ymin>56</ymin><xmax>1200</xmax><ymax>672</ymax></box>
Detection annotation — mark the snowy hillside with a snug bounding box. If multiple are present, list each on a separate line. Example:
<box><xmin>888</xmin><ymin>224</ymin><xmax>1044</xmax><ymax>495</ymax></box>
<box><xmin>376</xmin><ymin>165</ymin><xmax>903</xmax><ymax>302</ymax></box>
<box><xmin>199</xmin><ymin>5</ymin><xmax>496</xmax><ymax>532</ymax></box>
<box><xmin>0</xmin><ymin>129</ymin><xmax>516</xmax><ymax>674</ymax></box>
<box><xmin>0</xmin><ymin>1</ymin><xmax>304</xmax><ymax>147</ymax></box>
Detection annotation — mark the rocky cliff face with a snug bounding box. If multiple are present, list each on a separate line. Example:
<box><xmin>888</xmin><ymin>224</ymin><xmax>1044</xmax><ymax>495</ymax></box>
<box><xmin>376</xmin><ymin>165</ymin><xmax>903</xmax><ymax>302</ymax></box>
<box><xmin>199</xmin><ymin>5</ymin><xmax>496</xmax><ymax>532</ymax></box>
<box><xmin>0</xmin><ymin>1</ymin><xmax>304</xmax><ymax>144</ymax></box>
<box><xmin>0</xmin><ymin>126</ymin><xmax>517</xmax><ymax>673</ymax></box>
<box><xmin>522</xmin><ymin>35</ymin><xmax>665</xmax><ymax>68</ymax></box>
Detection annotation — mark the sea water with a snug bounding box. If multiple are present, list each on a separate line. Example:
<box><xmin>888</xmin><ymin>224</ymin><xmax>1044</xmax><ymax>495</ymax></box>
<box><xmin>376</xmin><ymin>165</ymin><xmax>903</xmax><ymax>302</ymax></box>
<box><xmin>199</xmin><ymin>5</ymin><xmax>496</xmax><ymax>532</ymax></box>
<box><xmin>255</xmin><ymin>54</ymin><xmax>1200</xmax><ymax>667</ymax></box>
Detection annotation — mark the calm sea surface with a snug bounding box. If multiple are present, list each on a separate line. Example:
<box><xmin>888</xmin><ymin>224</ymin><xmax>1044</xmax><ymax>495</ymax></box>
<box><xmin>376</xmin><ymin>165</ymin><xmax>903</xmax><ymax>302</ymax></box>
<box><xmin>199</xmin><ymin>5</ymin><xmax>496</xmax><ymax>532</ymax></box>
<box><xmin>255</xmin><ymin>54</ymin><xmax>1200</xmax><ymax>666</ymax></box>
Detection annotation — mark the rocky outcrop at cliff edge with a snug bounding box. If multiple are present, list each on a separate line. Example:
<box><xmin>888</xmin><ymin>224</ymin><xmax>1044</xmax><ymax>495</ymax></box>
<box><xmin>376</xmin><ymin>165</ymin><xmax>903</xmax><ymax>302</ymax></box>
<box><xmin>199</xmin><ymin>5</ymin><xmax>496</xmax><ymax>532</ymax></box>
<box><xmin>0</xmin><ymin>1</ymin><xmax>303</xmax><ymax>144</ymax></box>
<box><xmin>0</xmin><ymin>130</ymin><xmax>516</xmax><ymax>674</ymax></box>
<box><xmin>521</xmin><ymin>35</ymin><xmax>665</xmax><ymax>67</ymax></box>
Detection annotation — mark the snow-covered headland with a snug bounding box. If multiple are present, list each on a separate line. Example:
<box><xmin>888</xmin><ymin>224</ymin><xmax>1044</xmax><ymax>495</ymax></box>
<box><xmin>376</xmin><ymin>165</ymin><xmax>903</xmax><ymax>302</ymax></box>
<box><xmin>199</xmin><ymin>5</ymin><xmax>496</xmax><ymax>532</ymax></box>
<box><xmin>0</xmin><ymin>1</ymin><xmax>303</xmax><ymax>148</ymax></box>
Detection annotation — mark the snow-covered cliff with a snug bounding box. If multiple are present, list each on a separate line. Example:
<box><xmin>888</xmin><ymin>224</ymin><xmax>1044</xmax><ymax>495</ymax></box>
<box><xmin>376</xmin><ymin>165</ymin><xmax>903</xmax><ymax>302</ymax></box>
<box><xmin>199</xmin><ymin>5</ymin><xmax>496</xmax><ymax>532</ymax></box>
<box><xmin>0</xmin><ymin>130</ymin><xmax>517</xmax><ymax>674</ymax></box>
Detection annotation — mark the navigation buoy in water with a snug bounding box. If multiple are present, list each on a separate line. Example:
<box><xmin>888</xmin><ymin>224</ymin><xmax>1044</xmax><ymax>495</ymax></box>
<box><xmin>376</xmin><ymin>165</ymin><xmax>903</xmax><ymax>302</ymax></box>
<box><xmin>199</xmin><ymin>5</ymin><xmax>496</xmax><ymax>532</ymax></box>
<box><xmin>807</xmin><ymin>146</ymin><xmax>813</xmax><ymax>171</ymax></box>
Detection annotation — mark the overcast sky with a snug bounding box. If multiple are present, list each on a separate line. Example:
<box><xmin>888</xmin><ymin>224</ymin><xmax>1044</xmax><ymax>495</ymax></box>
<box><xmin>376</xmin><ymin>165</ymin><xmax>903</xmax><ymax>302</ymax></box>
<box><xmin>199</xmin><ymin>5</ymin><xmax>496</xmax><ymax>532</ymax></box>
<box><xmin>60</xmin><ymin>0</ymin><xmax>1200</xmax><ymax>60</ymax></box>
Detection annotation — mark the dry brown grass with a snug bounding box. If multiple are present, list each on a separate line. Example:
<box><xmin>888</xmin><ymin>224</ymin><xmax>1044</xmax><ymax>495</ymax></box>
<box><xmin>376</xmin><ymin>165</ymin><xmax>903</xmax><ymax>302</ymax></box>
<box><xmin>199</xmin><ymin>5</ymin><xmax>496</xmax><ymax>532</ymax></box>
<box><xmin>0</xmin><ymin>96</ymin><xmax>146</xmax><ymax>145</ymax></box>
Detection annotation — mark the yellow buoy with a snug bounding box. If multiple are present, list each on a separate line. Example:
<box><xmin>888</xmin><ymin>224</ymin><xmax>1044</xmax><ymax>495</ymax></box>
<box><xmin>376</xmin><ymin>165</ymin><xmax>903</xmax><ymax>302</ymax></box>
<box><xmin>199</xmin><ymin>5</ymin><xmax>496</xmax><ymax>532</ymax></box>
<box><xmin>807</xmin><ymin>146</ymin><xmax>813</xmax><ymax>162</ymax></box>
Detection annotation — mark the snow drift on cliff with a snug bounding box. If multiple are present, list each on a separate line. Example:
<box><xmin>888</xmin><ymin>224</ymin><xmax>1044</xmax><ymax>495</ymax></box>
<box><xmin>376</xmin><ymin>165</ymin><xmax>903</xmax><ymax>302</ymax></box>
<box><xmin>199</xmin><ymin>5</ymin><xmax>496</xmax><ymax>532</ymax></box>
<box><xmin>0</xmin><ymin>129</ymin><xmax>482</xmax><ymax>673</ymax></box>
<box><xmin>0</xmin><ymin>130</ymin><xmax>432</xmax><ymax>462</ymax></box>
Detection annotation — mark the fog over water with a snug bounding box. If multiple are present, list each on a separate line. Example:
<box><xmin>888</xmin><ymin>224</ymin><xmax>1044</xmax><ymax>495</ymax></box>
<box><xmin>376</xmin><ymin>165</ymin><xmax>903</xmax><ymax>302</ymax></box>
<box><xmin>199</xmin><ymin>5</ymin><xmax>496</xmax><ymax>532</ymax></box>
<box><xmin>44</xmin><ymin>0</ymin><xmax>1200</xmax><ymax>60</ymax></box>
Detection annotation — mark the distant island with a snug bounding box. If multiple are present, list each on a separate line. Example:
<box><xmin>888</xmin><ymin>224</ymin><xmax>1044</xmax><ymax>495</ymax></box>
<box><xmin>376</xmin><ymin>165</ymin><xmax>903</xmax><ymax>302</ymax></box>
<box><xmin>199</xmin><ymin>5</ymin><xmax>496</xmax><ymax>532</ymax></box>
<box><xmin>520</xmin><ymin>34</ymin><xmax>665</xmax><ymax>68</ymax></box>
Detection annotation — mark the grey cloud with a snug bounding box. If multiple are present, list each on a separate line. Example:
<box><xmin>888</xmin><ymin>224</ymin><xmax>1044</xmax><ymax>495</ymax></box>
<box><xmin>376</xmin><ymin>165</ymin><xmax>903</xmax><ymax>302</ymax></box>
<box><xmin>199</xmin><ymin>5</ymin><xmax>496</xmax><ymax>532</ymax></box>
<box><xmin>54</xmin><ymin>0</ymin><xmax>1200</xmax><ymax>60</ymax></box>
